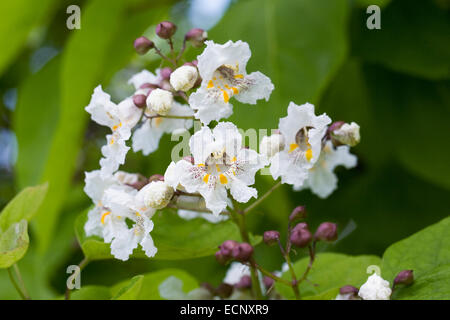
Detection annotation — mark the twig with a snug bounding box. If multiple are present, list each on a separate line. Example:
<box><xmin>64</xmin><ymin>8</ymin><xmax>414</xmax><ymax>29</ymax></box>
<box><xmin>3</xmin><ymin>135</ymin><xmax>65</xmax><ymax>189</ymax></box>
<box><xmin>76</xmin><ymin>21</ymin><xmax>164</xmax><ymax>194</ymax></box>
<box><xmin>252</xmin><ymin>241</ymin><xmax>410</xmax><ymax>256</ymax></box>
<box><xmin>243</xmin><ymin>181</ymin><xmax>282</xmax><ymax>214</ymax></box>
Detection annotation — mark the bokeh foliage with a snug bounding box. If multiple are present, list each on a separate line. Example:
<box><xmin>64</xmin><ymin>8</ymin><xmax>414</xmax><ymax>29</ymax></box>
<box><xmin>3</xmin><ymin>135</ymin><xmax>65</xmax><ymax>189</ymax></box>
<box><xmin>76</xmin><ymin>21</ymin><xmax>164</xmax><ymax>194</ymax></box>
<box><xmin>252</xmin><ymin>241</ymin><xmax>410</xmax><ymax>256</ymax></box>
<box><xmin>0</xmin><ymin>0</ymin><xmax>448</xmax><ymax>299</ymax></box>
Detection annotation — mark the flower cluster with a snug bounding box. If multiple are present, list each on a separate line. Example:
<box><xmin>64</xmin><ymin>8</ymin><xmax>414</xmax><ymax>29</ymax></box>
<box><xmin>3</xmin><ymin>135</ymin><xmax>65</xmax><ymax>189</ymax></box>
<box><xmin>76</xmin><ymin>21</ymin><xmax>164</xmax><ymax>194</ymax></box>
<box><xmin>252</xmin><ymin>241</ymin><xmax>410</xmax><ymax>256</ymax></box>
<box><xmin>83</xmin><ymin>20</ymin><xmax>360</xmax><ymax>264</ymax></box>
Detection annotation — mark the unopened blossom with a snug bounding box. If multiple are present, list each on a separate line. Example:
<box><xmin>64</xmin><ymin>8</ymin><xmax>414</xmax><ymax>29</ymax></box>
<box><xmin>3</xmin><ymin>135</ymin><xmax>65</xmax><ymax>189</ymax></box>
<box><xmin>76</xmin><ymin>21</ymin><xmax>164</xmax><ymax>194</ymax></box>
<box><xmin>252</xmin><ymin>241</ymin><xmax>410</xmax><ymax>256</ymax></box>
<box><xmin>147</xmin><ymin>88</ymin><xmax>173</xmax><ymax>115</ymax></box>
<box><xmin>259</xmin><ymin>133</ymin><xmax>285</xmax><ymax>159</ymax></box>
<box><xmin>170</xmin><ymin>65</ymin><xmax>198</xmax><ymax>91</ymax></box>
<box><xmin>140</xmin><ymin>180</ymin><xmax>174</xmax><ymax>209</ymax></box>
<box><xmin>270</xmin><ymin>102</ymin><xmax>331</xmax><ymax>186</ymax></box>
<box><xmin>164</xmin><ymin>122</ymin><xmax>267</xmax><ymax>215</ymax></box>
<box><xmin>358</xmin><ymin>273</ymin><xmax>392</xmax><ymax>300</ymax></box>
<box><xmin>132</xmin><ymin>102</ymin><xmax>193</xmax><ymax>155</ymax></box>
<box><xmin>294</xmin><ymin>141</ymin><xmax>357</xmax><ymax>198</ymax></box>
<box><xmin>189</xmin><ymin>40</ymin><xmax>274</xmax><ymax>125</ymax></box>
<box><xmin>332</xmin><ymin>122</ymin><xmax>360</xmax><ymax>147</ymax></box>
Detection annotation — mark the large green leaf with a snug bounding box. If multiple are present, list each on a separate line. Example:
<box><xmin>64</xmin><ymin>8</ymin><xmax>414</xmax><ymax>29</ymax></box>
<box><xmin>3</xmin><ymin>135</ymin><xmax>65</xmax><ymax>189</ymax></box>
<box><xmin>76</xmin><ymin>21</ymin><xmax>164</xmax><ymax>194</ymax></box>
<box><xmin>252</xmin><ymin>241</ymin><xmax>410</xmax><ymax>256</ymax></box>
<box><xmin>111</xmin><ymin>275</ymin><xmax>144</xmax><ymax>300</ymax></box>
<box><xmin>0</xmin><ymin>0</ymin><xmax>57</xmax><ymax>76</ymax></box>
<box><xmin>0</xmin><ymin>183</ymin><xmax>48</xmax><ymax>231</ymax></box>
<box><xmin>352</xmin><ymin>0</ymin><xmax>450</xmax><ymax>80</ymax></box>
<box><xmin>69</xmin><ymin>285</ymin><xmax>112</xmax><ymax>300</ymax></box>
<box><xmin>381</xmin><ymin>216</ymin><xmax>450</xmax><ymax>299</ymax></box>
<box><xmin>275</xmin><ymin>253</ymin><xmax>381</xmax><ymax>299</ymax></box>
<box><xmin>210</xmin><ymin>0</ymin><xmax>350</xmax><ymax>129</ymax></box>
<box><xmin>75</xmin><ymin>208</ymin><xmax>259</xmax><ymax>261</ymax></box>
<box><xmin>110</xmin><ymin>269</ymin><xmax>198</xmax><ymax>300</ymax></box>
<box><xmin>0</xmin><ymin>220</ymin><xmax>29</xmax><ymax>269</ymax></box>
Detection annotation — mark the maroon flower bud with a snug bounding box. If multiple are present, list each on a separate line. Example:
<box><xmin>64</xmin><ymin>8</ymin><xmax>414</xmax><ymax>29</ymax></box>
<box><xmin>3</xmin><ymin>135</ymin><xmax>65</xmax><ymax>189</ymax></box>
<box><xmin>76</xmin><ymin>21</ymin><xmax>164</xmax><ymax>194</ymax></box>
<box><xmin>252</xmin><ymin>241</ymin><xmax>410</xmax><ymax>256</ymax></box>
<box><xmin>339</xmin><ymin>285</ymin><xmax>359</xmax><ymax>295</ymax></box>
<box><xmin>328</xmin><ymin>121</ymin><xmax>345</xmax><ymax>134</ymax></box>
<box><xmin>139</xmin><ymin>83</ymin><xmax>159</xmax><ymax>92</ymax></box>
<box><xmin>231</xmin><ymin>242</ymin><xmax>254</xmax><ymax>262</ymax></box>
<box><xmin>183</xmin><ymin>61</ymin><xmax>197</xmax><ymax>67</ymax></box>
<box><xmin>156</xmin><ymin>21</ymin><xmax>177</xmax><ymax>39</ymax></box>
<box><xmin>148</xmin><ymin>174</ymin><xmax>164</xmax><ymax>182</ymax></box>
<box><xmin>215</xmin><ymin>283</ymin><xmax>233</xmax><ymax>299</ymax></box>
<box><xmin>160</xmin><ymin>67</ymin><xmax>172</xmax><ymax>80</ymax></box>
<box><xmin>263</xmin><ymin>230</ymin><xmax>280</xmax><ymax>246</ymax></box>
<box><xmin>289</xmin><ymin>205</ymin><xmax>307</xmax><ymax>222</ymax></box>
<box><xmin>185</xmin><ymin>28</ymin><xmax>208</xmax><ymax>47</ymax></box>
<box><xmin>314</xmin><ymin>222</ymin><xmax>338</xmax><ymax>242</ymax></box>
<box><xmin>394</xmin><ymin>270</ymin><xmax>414</xmax><ymax>286</ymax></box>
<box><xmin>215</xmin><ymin>251</ymin><xmax>228</xmax><ymax>265</ymax></box>
<box><xmin>292</xmin><ymin>222</ymin><xmax>309</xmax><ymax>233</ymax></box>
<box><xmin>263</xmin><ymin>276</ymin><xmax>275</xmax><ymax>289</ymax></box>
<box><xmin>133</xmin><ymin>36</ymin><xmax>154</xmax><ymax>55</ymax></box>
<box><xmin>290</xmin><ymin>227</ymin><xmax>312</xmax><ymax>248</ymax></box>
<box><xmin>132</xmin><ymin>94</ymin><xmax>147</xmax><ymax>109</ymax></box>
<box><xmin>219</xmin><ymin>240</ymin><xmax>239</xmax><ymax>256</ymax></box>
<box><xmin>235</xmin><ymin>275</ymin><xmax>252</xmax><ymax>290</ymax></box>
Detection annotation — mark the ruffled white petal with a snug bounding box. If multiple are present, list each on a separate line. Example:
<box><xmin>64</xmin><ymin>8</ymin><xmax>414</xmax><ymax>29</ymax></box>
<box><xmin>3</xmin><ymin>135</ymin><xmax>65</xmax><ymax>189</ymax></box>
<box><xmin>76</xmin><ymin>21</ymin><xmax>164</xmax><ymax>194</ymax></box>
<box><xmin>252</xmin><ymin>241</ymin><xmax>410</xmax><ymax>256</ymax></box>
<box><xmin>128</xmin><ymin>69</ymin><xmax>159</xmax><ymax>90</ymax></box>
<box><xmin>85</xmin><ymin>85</ymin><xmax>119</xmax><ymax>128</ymax></box>
<box><xmin>235</xmin><ymin>71</ymin><xmax>274</xmax><ymax>104</ymax></box>
<box><xmin>189</xmin><ymin>87</ymin><xmax>233</xmax><ymax>125</ymax></box>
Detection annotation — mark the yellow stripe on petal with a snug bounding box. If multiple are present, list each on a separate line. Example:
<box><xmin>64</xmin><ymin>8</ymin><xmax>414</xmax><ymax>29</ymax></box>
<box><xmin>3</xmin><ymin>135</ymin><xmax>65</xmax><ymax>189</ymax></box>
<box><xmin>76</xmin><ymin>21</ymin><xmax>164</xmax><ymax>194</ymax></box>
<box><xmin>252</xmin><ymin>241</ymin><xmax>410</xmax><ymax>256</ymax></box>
<box><xmin>231</xmin><ymin>156</ymin><xmax>237</xmax><ymax>162</ymax></box>
<box><xmin>234</xmin><ymin>74</ymin><xmax>244</xmax><ymax>79</ymax></box>
<box><xmin>219</xmin><ymin>174</ymin><xmax>228</xmax><ymax>184</ymax></box>
<box><xmin>216</xmin><ymin>164</ymin><xmax>221</xmax><ymax>172</ymax></box>
<box><xmin>203</xmin><ymin>174</ymin><xmax>210</xmax><ymax>184</ymax></box>
<box><xmin>197</xmin><ymin>163</ymin><xmax>205</xmax><ymax>167</ymax></box>
<box><xmin>222</xmin><ymin>90</ymin><xmax>230</xmax><ymax>103</ymax></box>
<box><xmin>207</xmin><ymin>80</ymin><xmax>214</xmax><ymax>88</ymax></box>
<box><xmin>288</xmin><ymin>143</ymin><xmax>299</xmax><ymax>153</ymax></box>
<box><xmin>231</xmin><ymin>87</ymin><xmax>239</xmax><ymax>94</ymax></box>
<box><xmin>305</xmin><ymin>148</ymin><xmax>313</xmax><ymax>161</ymax></box>
<box><xmin>101</xmin><ymin>211</ymin><xmax>111</xmax><ymax>224</ymax></box>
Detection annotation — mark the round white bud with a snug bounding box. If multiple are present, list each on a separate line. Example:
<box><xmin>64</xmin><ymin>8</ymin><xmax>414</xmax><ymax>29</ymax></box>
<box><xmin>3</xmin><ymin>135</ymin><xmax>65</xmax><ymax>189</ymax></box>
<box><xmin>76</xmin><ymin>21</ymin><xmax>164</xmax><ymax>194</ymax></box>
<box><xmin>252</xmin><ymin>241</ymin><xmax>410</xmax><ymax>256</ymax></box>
<box><xmin>169</xmin><ymin>65</ymin><xmax>198</xmax><ymax>92</ymax></box>
<box><xmin>259</xmin><ymin>134</ymin><xmax>285</xmax><ymax>158</ymax></box>
<box><xmin>146</xmin><ymin>88</ymin><xmax>173</xmax><ymax>115</ymax></box>
<box><xmin>142</xmin><ymin>181</ymin><xmax>174</xmax><ymax>209</ymax></box>
<box><xmin>333</xmin><ymin>122</ymin><xmax>360</xmax><ymax>147</ymax></box>
<box><xmin>358</xmin><ymin>274</ymin><xmax>392</xmax><ymax>300</ymax></box>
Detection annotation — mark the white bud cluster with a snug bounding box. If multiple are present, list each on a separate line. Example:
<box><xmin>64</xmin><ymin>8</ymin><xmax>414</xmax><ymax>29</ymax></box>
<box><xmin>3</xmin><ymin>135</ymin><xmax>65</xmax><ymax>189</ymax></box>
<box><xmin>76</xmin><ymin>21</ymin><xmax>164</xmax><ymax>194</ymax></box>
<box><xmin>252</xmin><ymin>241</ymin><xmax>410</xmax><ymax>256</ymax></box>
<box><xmin>358</xmin><ymin>274</ymin><xmax>392</xmax><ymax>300</ymax></box>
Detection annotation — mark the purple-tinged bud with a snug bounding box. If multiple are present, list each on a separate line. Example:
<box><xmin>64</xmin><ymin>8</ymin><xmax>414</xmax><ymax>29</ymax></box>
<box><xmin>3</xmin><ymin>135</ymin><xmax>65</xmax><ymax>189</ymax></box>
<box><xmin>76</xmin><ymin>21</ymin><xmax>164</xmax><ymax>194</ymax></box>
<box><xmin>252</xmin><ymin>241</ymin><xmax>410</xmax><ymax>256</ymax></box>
<box><xmin>231</xmin><ymin>242</ymin><xmax>254</xmax><ymax>262</ymax></box>
<box><xmin>185</xmin><ymin>28</ymin><xmax>208</xmax><ymax>47</ymax></box>
<box><xmin>314</xmin><ymin>222</ymin><xmax>338</xmax><ymax>242</ymax></box>
<box><xmin>292</xmin><ymin>222</ymin><xmax>309</xmax><ymax>233</ymax></box>
<box><xmin>394</xmin><ymin>270</ymin><xmax>414</xmax><ymax>286</ymax></box>
<box><xmin>215</xmin><ymin>251</ymin><xmax>228</xmax><ymax>265</ymax></box>
<box><xmin>235</xmin><ymin>275</ymin><xmax>252</xmax><ymax>290</ymax></box>
<box><xmin>160</xmin><ymin>67</ymin><xmax>172</xmax><ymax>80</ymax></box>
<box><xmin>183</xmin><ymin>61</ymin><xmax>197</xmax><ymax>67</ymax></box>
<box><xmin>134</xmin><ymin>36</ymin><xmax>154</xmax><ymax>55</ymax></box>
<box><xmin>156</xmin><ymin>21</ymin><xmax>177</xmax><ymax>39</ymax></box>
<box><xmin>215</xmin><ymin>283</ymin><xmax>233</xmax><ymax>299</ymax></box>
<box><xmin>133</xmin><ymin>94</ymin><xmax>147</xmax><ymax>109</ymax></box>
<box><xmin>328</xmin><ymin>121</ymin><xmax>345</xmax><ymax>134</ymax></box>
<box><xmin>139</xmin><ymin>83</ymin><xmax>159</xmax><ymax>92</ymax></box>
<box><xmin>339</xmin><ymin>285</ymin><xmax>359</xmax><ymax>295</ymax></box>
<box><xmin>263</xmin><ymin>230</ymin><xmax>280</xmax><ymax>246</ymax></box>
<box><xmin>219</xmin><ymin>240</ymin><xmax>239</xmax><ymax>256</ymax></box>
<box><xmin>290</xmin><ymin>227</ymin><xmax>312</xmax><ymax>248</ymax></box>
<box><xmin>263</xmin><ymin>276</ymin><xmax>275</xmax><ymax>289</ymax></box>
<box><xmin>148</xmin><ymin>174</ymin><xmax>164</xmax><ymax>182</ymax></box>
<box><xmin>190</xmin><ymin>60</ymin><xmax>198</xmax><ymax>67</ymax></box>
<box><xmin>289</xmin><ymin>205</ymin><xmax>307</xmax><ymax>222</ymax></box>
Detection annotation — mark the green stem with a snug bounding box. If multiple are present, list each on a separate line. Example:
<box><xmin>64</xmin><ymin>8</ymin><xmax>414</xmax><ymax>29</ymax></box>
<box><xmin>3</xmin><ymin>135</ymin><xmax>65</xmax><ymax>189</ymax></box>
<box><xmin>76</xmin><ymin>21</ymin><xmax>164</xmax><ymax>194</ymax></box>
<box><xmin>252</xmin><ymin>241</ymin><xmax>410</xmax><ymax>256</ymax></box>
<box><xmin>284</xmin><ymin>254</ymin><xmax>300</xmax><ymax>300</ymax></box>
<box><xmin>252</xmin><ymin>263</ymin><xmax>292</xmax><ymax>286</ymax></box>
<box><xmin>8</xmin><ymin>266</ymin><xmax>29</xmax><ymax>300</ymax></box>
<box><xmin>243</xmin><ymin>181</ymin><xmax>282</xmax><ymax>214</ymax></box>
<box><xmin>298</xmin><ymin>242</ymin><xmax>316</xmax><ymax>284</ymax></box>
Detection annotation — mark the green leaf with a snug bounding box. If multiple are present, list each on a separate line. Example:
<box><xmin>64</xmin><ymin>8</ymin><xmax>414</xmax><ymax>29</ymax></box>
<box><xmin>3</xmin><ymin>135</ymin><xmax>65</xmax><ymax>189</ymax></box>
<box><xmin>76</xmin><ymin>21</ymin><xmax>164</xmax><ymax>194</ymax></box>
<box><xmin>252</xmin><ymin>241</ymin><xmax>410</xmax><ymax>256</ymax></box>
<box><xmin>111</xmin><ymin>269</ymin><xmax>198</xmax><ymax>300</ymax></box>
<box><xmin>354</xmin><ymin>0</ymin><xmax>391</xmax><ymax>8</ymax></box>
<box><xmin>0</xmin><ymin>183</ymin><xmax>48</xmax><ymax>231</ymax></box>
<box><xmin>112</xmin><ymin>275</ymin><xmax>144</xmax><ymax>300</ymax></box>
<box><xmin>352</xmin><ymin>0</ymin><xmax>450</xmax><ymax>80</ymax></box>
<box><xmin>0</xmin><ymin>0</ymin><xmax>57</xmax><ymax>76</ymax></box>
<box><xmin>75</xmin><ymin>208</ymin><xmax>260</xmax><ymax>261</ymax></box>
<box><xmin>0</xmin><ymin>220</ymin><xmax>29</xmax><ymax>268</ymax></box>
<box><xmin>275</xmin><ymin>253</ymin><xmax>381</xmax><ymax>299</ymax></box>
<box><xmin>69</xmin><ymin>286</ymin><xmax>112</xmax><ymax>300</ymax></box>
<box><xmin>210</xmin><ymin>0</ymin><xmax>350</xmax><ymax>129</ymax></box>
<box><xmin>382</xmin><ymin>216</ymin><xmax>450</xmax><ymax>283</ymax></box>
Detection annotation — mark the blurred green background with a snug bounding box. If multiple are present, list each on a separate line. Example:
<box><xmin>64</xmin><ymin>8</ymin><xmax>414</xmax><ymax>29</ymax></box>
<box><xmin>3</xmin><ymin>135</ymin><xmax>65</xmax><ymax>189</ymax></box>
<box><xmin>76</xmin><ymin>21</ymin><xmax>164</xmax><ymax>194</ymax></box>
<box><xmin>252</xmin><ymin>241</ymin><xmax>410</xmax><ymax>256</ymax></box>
<box><xmin>0</xmin><ymin>0</ymin><xmax>449</xmax><ymax>299</ymax></box>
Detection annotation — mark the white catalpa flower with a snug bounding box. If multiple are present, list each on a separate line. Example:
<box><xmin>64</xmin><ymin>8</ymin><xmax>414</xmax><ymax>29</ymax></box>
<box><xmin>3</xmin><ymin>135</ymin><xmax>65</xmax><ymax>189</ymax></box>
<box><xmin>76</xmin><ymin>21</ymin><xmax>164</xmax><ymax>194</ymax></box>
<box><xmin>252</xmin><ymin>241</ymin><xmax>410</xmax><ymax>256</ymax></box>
<box><xmin>358</xmin><ymin>274</ymin><xmax>392</xmax><ymax>300</ymax></box>
<box><xmin>270</xmin><ymin>102</ymin><xmax>331</xmax><ymax>187</ymax></box>
<box><xmin>223</xmin><ymin>262</ymin><xmax>251</xmax><ymax>285</ymax></box>
<box><xmin>132</xmin><ymin>102</ymin><xmax>194</xmax><ymax>155</ymax></box>
<box><xmin>259</xmin><ymin>133</ymin><xmax>285</xmax><ymax>159</ymax></box>
<box><xmin>128</xmin><ymin>69</ymin><xmax>160</xmax><ymax>91</ymax></box>
<box><xmin>189</xmin><ymin>40</ymin><xmax>274</xmax><ymax>125</ymax></box>
<box><xmin>294</xmin><ymin>141</ymin><xmax>357</xmax><ymax>198</ymax></box>
<box><xmin>165</xmin><ymin>122</ymin><xmax>267</xmax><ymax>215</ymax></box>
<box><xmin>170</xmin><ymin>65</ymin><xmax>198</xmax><ymax>91</ymax></box>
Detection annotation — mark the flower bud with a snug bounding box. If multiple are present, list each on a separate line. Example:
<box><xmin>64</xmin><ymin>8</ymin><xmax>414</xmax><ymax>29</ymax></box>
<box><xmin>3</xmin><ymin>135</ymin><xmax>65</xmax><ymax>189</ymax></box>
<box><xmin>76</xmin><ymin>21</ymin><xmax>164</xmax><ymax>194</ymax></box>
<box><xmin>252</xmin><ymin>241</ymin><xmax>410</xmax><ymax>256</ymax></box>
<box><xmin>148</xmin><ymin>174</ymin><xmax>164</xmax><ymax>182</ymax></box>
<box><xmin>231</xmin><ymin>242</ymin><xmax>253</xmax><ymax>262</ymax></box>
<box><xmin>133</xmin><ymin>94</ymin><xmax>147</xmax><ymax>109</ymax></box>
<box><xmin>156</xmin><ymin>21</ymin><xmax>177</xmax><ymax>39</ymax></box>
<box><xmin>331</xmin><ymin>121</ymin><xmax>360</xmax><ymax>147</ymax></box>
<box><xmin>133</xmin><ymin>36</ymin><xmax>154</xmax><ymax>55</ymax></box>
<box><xmin>142</xmin><ymin>181</ymin><xmax>174</xmax><ymax>209</ymax></box>
<box><xmin>292</xmin><ymin>222</ymin><xmax>308</xmax><ymax>232</ymax></box>
<box><xmin>314</xmin><ymin>222</ymin><xmax>338</xmax><ymax>242</ymax></box>
<box><xmin>160</xmin><ymin>67</ymin><xmax>172</xmax><ymax>81</ymax></box>
<box><xmin>146</xmin><ymin>88</ymin><xmax>173</xmax><ymax>115</ymax></box>
<box><xmin>289</xmin><ymin>205</ymin><xmax>307</xmax><ymax>222</ymax></box>
<box><xmin>263</xmin><ymin>276</ymin><xmax>274</xmax><ymax>289</ymax></box>
<box><xmin>185</xmin><ymin>28</ymin><xmax>208</xmax><ymax>47</ymax></box>
<box><xmin>340</xmin><ymin>285</ymin><xmax>359</xmax><ymax>295</ymax></box>
<box><xmin>290</xmin><ymin>227</ymin><xmax>312</xmax><ymax>248</ymax></box>
<box><xmin>263</xmin><ymin>230</ymin><xmax>280</xmax><ymax>246</ymax></box>
<box><xmin>170</xmin><ymin>65</ymin><xmax>198</xmax><ymax>92</ymax></box>
<box><xmin>394</xmin><ymin>270</ymin><xmax>414</xmax><ymax>286</ymax></box>
<box><xmin>219</xmin><ymin>240</ymin><xmax>239</xmax><ymax>256</ymax></box>
<box><xmin>235</xmin><ymin>275</ymin><xmax>252</xmax><ymax>290</ymax></box>
<box><xmin>215</xmin><ymin>250</ymin><xmax>229</xmax><ymax>265</ymax></box>
<box><xmin>215</xmin><ymin>283</ymin><xmax>233</xmax><ymax>299</ymax></box>
<box><xmin>259</xmin><ymin>134</ymin><xmax>285</xmax><ymax>158</ymax></box>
